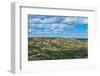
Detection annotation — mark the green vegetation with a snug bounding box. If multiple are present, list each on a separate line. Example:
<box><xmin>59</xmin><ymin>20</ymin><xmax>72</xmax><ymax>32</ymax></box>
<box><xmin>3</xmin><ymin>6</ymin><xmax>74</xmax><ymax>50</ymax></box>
<box><xmin>28</xmin><ymin>37</ymin><xmax>88</xmax><ymax>61</ymax></box>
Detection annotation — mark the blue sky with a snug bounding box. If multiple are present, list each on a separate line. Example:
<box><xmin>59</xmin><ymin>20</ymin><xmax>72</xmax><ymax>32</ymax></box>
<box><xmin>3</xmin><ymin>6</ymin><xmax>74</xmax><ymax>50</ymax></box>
<box><xmin>28</xmin><ymin>15</ymin><xmax>88</xmax><ymax>38</ymax></box>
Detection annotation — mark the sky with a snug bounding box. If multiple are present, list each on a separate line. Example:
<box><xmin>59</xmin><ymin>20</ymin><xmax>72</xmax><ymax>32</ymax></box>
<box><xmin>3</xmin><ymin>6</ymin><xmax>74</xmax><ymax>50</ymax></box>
<box><xmin>28</xmin><ymin>15</ymin><xmax>88</xmax><ymax>38</ymax></box>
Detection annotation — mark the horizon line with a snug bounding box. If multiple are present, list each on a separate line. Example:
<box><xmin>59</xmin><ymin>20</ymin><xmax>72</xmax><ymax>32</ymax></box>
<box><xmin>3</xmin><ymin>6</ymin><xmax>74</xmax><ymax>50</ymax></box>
<box><xmin>28</xmin><ymin>36</ymin><xmax>88</xmax><ymax>39</ymax></box>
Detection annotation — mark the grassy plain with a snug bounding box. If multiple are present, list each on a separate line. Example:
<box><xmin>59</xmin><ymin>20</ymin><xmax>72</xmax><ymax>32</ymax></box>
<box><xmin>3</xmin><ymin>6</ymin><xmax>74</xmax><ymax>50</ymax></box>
<box><xmin>28</xmin><ymin>37</ymin><xmax>88</xmax><ymax>61</ymax></box>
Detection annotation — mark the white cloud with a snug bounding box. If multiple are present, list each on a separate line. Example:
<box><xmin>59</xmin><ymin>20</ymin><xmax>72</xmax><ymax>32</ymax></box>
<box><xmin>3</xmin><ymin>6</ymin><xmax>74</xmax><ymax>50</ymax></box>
<box><xmin>28</xmin><ymin>16</ymin><xmax>88</xmax><ymax>35</ymax></box>
<box><xmin>62</xmin><ymin>17</ymin><xmax>88</xmax><ymax>25</ymax></box>
<box><xmin>28</xmin><ymin>28</ymin><xmax>34</xmax><ymax>33</ymax></box>
<box><xmin>48</xmin><ymin>23</ymin><xmax>70</xmax><ymax>30</ymax></box>
<box><xmin>42</xmin><ymin>17</ymin><xmax>57</xmax><ymax>23</ymax></box>
<box><xmin>82</xmin><ymin>18</ymin><xmax>88</xmax><ymax>24</ymax></box>
<box><xmin>29</xmin><ymin>16</ymin><xmax>88</xmax><ymax>25</ymax></box>
<box><xmin>29</xmin><ymin>23</ymin><xmax>71</xmax><ymax>35</ymax></box>
<box><xmin>34</xmin><ymin>30</ymin><xmax>43</xmax><ymax>34</ymax></box>
<box><xmin>28</xmin><ymin>18</ymin><xmax>41</xmax><ymax>24</ymax></box>
<box><xmin>63</xmin><ymin>33</ymin><xmax>87</xmax><ymax>35</ymax></box>
<box><xmin>53</xmin><ymin>29</ymin><xmax>63</xmax><ymax>34</ymax></box>
<box><xmin>29</xmin><ymin>24</ymin><xmax>45</xmax><ymax>28</ymax></box>
<box><xmin>29</xmin><ymin>17</ymin><xmax>58</xmax><ymax>24</ymax></box>
<box><xmin>29</xmin><ymin>23</ymin><xmax>71</xmax><ymax>30</ymax></box>
<box><xmin>44</xmin><ymin>29</ymin><xmax>49</xmax><ymax>32</ymax></box>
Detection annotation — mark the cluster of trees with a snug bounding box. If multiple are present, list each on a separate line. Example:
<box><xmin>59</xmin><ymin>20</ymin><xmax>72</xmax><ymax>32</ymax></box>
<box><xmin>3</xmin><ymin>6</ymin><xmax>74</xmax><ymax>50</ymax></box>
<box><xmin>28</xmin><ymin>37</ymin><xmax>88</xmax><ymax>61</ymax></box>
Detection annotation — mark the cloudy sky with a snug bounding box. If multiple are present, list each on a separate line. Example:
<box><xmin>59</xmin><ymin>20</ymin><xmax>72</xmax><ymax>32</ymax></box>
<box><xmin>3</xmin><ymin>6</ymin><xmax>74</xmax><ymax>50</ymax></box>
<box><xmin>28</xmin><ymin>15</ymin><xmax>88</xmax><ymax>38</ymax></box>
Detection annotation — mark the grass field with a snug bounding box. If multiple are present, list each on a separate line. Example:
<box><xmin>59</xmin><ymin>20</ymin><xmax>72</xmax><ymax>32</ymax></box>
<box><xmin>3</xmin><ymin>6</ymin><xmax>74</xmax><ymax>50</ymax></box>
<box><xmin>28</xmin><ymin>37</ymin><xmax>88</xmax><ymax>61</ymax></box>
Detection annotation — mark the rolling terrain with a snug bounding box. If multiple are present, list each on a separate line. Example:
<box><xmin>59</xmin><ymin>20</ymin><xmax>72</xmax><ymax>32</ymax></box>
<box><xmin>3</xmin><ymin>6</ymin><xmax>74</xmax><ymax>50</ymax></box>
<box><xmin>28</xmin><ymin>37</ymin><xmax>88</xmax><ymax>61</ymax></box>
